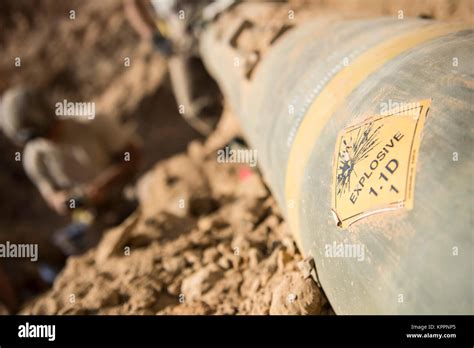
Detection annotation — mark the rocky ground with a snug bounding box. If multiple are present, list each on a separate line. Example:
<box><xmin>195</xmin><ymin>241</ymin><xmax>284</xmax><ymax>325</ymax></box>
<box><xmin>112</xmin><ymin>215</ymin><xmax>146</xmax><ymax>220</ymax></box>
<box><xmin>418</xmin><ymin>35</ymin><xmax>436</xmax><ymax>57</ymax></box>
<box><xmin>20</xmin><ymin>110</ymin><xmax>332</xmax><ymax>315</ymax></box>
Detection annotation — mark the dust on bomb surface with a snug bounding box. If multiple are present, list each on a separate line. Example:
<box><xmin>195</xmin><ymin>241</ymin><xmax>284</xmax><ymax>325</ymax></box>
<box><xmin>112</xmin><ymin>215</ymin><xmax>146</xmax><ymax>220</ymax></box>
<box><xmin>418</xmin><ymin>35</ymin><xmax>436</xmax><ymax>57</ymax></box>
<box><xmin>21</xmin><ymin>127</ymin><xmax>332</xmax><ymax>315</ymax></box>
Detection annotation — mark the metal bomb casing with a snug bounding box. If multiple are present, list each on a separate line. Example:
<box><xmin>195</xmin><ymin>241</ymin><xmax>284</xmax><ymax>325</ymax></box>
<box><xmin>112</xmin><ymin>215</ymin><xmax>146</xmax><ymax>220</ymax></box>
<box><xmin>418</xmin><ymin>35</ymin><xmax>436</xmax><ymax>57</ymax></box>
<box><xmin>200</xmin><ymin>3</ymin><xmax>473</xmax><ymax>314</ymax></box>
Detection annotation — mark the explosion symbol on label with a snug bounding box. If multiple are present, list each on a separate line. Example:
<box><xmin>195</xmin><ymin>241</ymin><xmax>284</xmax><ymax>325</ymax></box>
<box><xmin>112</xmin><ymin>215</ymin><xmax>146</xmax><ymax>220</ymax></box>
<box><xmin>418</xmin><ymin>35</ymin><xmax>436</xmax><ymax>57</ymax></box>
<box><xmin>332</xmin><ymin>99</ymin><xmax>431</xmax><ymax>228</ymax></box>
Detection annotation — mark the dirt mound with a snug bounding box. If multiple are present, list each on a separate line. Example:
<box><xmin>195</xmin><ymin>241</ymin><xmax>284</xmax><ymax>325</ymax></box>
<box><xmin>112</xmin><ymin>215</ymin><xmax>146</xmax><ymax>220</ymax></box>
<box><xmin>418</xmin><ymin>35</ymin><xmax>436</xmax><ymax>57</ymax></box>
<box><xmin>20</xmin><ymin>111</ymin><xmax>332</xmax><ymax>315</ymax></box>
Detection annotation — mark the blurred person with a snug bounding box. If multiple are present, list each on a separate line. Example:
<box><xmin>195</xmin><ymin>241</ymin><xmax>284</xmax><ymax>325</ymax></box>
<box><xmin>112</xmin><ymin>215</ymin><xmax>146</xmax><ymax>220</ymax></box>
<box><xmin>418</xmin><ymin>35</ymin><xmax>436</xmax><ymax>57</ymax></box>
<box><xmin>0</xmin><ymin>86</ymin><xmax>141</xmax><ymax>255</ymax></box>
<box><xmin>124</xmin><ymin>0</ymin><xmax>234</xmax><ymax>135</ymax></box>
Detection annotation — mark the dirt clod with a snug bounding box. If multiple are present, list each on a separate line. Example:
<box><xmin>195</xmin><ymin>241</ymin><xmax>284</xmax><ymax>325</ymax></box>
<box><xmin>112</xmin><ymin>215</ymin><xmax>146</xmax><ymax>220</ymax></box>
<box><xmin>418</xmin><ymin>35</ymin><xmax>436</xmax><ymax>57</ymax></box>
<box><xmin>270</xmin><ymin>273</ymin><xmax>325</xmax><ymax>315</ymax></box>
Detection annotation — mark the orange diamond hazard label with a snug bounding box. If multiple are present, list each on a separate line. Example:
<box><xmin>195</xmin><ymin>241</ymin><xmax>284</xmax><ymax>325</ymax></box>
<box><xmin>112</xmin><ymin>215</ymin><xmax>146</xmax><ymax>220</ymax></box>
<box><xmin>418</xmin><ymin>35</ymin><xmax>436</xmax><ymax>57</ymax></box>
<box><xmin>331</xmin><ymin>99</ymin><xmax>431</xmax><ymax>228</ymax></box>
